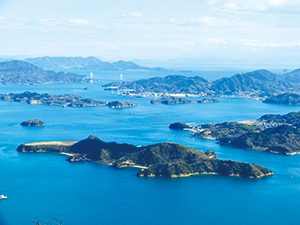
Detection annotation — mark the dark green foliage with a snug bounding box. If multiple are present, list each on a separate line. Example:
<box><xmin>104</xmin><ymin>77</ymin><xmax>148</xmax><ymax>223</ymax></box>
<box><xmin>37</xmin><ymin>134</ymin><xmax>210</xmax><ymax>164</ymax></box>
<box><xmin>194</xmin><ymin>122</ymin><xmax>262</xmax><ymax>139</ymax></box>
<box><xmin>0</xmin><ymin>91</ymin><xmax>107</xmax><ymax>107</ymax></box>
<box><xmin>220</xmin><ymin>125</ymin><xmax>300</xmax><ymax>154</ymax></box>
<box><xmin>169</xmin><ymin>122</ymin><xmax>192</xmax><ymax>130</ymax></box>
<box><xmin>71</xmin><ymin>135</ymin><xmax>138</xmax><ymax>155</ymax></box>
<box><xmin>150</xmin><ymin>96</ymin><xmax>196</xmax><ymax>104</ymax></box>
<box><xmin>107</xmin><ymin>101</ymin><xmax>137</xmax><ymax>108</ymax></box>
<box><xmin>21</xmin><ymin>119</ymin><xmax>45</xmax><ymax>127</ymax></box>
<box><xmin>105</xmin><ymin>75</ymin><xmax>212</xmax><ymax>94</ymax></box>
<box><xmin>18</xmin><ymin>136</ymin><xmax>273</xmax><ymax>178</ymax></box>
<box><xmin>263</xmin><ymin>93</ymin><xmax>300</xmax><ymax>105</ymax></box>
<box><xmin>259</xmin><ymin>111</ymin><xmax>300</xmax><ymax>124</ymax></box>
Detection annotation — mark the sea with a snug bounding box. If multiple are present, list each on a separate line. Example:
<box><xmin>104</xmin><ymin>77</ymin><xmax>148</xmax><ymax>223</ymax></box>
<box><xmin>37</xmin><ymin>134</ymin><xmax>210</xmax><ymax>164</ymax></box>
<box><xmin>0</xmin><ymin>68</ymin><xmax>300</xmax><ymax>225</ymax></box>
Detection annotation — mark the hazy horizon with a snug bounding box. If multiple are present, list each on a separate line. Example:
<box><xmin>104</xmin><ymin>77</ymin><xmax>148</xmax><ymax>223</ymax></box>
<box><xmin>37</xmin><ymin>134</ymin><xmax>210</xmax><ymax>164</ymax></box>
<box><xmin>1</xmin><ymin>0</ymin><xmax>300</xmax><ymax>68</ymax></box>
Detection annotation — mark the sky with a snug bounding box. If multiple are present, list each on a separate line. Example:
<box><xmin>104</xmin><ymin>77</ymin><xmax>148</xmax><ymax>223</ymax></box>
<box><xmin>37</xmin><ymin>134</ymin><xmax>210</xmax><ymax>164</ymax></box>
<box><xmin>1</xmin><ymin>0</ymin><xmax>300</xmax><ymax>67</ymax></box>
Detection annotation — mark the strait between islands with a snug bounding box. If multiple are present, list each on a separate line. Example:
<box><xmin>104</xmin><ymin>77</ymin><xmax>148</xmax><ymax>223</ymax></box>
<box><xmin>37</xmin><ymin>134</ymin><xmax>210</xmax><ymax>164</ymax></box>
<box><xmin>17</xmin><ymin>135</ymin><xmax>273</xmax><ymax>179</ymax></box>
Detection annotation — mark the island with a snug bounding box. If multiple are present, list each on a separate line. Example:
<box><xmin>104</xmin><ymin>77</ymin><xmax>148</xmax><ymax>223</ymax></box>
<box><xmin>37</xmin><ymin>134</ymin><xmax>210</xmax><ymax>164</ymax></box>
<box><xmin>263</xmin><ymin>93</ymin><xmax>300</xmax><ymax>105</ymax></box>
<box><xmin>173</xmin><ymin>111</ymin><xmax>300</xmax><ymax>155</ymax></box>
<box><xmin>0</xmin><ymin>91</ymin><xmax>137</xmax><ymax>109</ymax></box>
<box><xmin>169</xmin><ymin>122</ymin><xmax>194</xmax><ymax>130</ymax></box>
<box><xmin>21</xmin><ymin>119</ymin><xmax>46</xmax><ymax>127</ymax></box>
<box><xmin>150</xmin><ymin>96</ymin><xmax>219</xmax><ymax>104</ymax></box>
<box><xmin>17</xmin><ymin>135</ymin><xmax>273</xmax><ymax>178</ymax></box>
<box><xmin>104</xmin><ymin>68</ymin><xmax>300</xmax><ymax>100</ymax></box>
<box><xmin>107</xmin><ymin>101</ymin><xmax>137</xmax><ymax>108</ymax></box>
<box><xmin>0</xmin><ymin>60</ymin><xmax>88</xmax><ymax>85</ymax></box>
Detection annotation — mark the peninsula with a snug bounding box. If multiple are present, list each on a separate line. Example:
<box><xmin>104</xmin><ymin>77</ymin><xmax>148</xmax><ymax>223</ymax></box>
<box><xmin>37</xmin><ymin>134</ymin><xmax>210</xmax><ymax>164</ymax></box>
<box><xmin>17</xmin><ymin>135</ymin><xmax>273</xmax><ymax>178</ymax></box>
<box><xmin>0</xmin><ymin>91</ymin><xmax>137</xmax><ymax>109</ymax></box>
<box><xmin>263</xmin><ymin>93</ymin><xmax>300</xmax><ymax>105</ymax></box>
<box><xmin>172</xmin><ymin>111</ymin><xmax>300</xmax><ymax>155</ymax></box>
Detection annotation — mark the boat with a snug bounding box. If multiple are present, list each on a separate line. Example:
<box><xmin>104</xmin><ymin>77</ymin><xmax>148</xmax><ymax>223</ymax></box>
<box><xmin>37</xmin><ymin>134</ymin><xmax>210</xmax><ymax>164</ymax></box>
<box><xmin>0</xmin><ymin>194</ymin><xmax>7</xmax><ymax>200</ymax></box>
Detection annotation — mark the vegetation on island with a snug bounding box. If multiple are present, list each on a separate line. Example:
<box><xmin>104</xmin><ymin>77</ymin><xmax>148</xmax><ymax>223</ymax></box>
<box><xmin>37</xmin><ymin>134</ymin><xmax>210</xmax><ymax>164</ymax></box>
<box><xmin>263</xmin><ymin>93</ymin><xmax>300</xmax><ymax>105</ymax></box>
<box><xmin>174</xmin><ymin>111</ymin><xmax>300</xmax><ymax>155</ymax></box>
<box><xmin>17</xmin><ymin>135</ymin><xmax>273</xmax><ymax>178</ymax></box>
<box><xmin>21</xmin><ymin>119</ymin><xmax>46</xmax><ymax>127</ymax></box>
<box><xmin>150</xmin><ymin>96</ymin><xmax>219</xmax><ymax>104</ymax></box>
<box><xmin>169</xmin><ymin>122</ymin><xmax>193</xmax><ymax>130</ymax></box>
<box><xmin>107</xmin><ymin>101</ymin><xmax>137</xmax><ymax>108</ymax></box>
<box><xmin>104</xmin><ymin>69</ymin><xmax>300</xmax><ymax>99</ymax></box>
<box><xmin>0</xmin><ymin>91</ymin><xmax>137</xmax><ymax>109</ymax></box>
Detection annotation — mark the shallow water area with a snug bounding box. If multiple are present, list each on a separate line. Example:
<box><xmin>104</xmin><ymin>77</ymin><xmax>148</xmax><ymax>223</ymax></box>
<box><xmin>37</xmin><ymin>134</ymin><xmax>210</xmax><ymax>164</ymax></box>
<box><xmin>0</xmin><ymin>69</ymin><xmax>300</xmax><ymax>225</ymax></box>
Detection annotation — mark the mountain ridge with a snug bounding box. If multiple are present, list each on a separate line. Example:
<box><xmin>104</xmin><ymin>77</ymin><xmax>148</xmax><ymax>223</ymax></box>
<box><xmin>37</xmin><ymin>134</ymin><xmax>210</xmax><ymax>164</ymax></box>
<box><xmin>24</xmin><ymin>56</ymin><xmax>167</xmax><ymax>71</ymax></box>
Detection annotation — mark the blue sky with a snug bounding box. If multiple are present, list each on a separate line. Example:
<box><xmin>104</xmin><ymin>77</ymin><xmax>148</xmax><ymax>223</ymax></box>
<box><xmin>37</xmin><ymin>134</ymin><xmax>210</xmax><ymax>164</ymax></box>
<box><xmin>1</xmin><ymin>0</ymin><xmax>300</xmax><ymax>67</ymax></box>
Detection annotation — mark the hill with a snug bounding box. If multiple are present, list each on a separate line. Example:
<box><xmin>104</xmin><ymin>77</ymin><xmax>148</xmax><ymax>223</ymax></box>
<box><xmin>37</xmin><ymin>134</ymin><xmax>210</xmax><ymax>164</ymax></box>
<box><xmin>177</xmin><ymin>111</ymin><xmax>300</xmax><ymax>155</ymax></box>
<box><xmin>263</xmin><ymin>93</ymin><xmax>300</xmax><ymax>105</ymax></box>
<box><xmin>104</xmin><ymin>69</ymin><xmax>300</xmax><ymax>99</ymax></box>
<box><xmin>24</xmin><ymin>56</ymin><xmax>167</xmax><ymax>71</ymax></box>
<box><xmin>105</xmin><ymin>75</ymin><xmax>212</xmax><ymax>95</ymax></box>
<box><xmin>0</xmin><ymin>60</ymin><xmax>85</xmax><ymax>85</ymax></box>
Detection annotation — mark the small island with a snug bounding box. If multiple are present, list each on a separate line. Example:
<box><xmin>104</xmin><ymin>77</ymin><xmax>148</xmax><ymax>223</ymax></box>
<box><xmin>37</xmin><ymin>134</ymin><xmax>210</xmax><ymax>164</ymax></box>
<box><xmin>0</xmin><ymin>91</ymin><xmax>137</xmax><ymax>109</ymax></box>
<box><xmin>21</xmin><ymin>119</ymin><xmax>46</xmax><ymax>127</ymax></box>
<box><xmin>173</xmin><ymin>111</ymin><xmax>300</xmax><ymax>155</ymax></box>
<box><xmin>263</xmin><ymin>93</ymin><xmax>300</xmax><ymax>105</ymax></box>
<box><xmin>17</xmin><ymin>135</ymin><xmax>273</xmax><ymax>179</ymax></box>
<box><xmin>169</xmin><ymin>122</ymin><xmax>194</xmax><ymax>130</ymax></box>
<box><xmin>107</xmin><ymin>101</ymin><xmax>137</xmax><ymax>108</ymax></box>
<box><xmin>150</xmin><ymin>96</ymin><xmax>219</xmax><ymax>104</ymax></box>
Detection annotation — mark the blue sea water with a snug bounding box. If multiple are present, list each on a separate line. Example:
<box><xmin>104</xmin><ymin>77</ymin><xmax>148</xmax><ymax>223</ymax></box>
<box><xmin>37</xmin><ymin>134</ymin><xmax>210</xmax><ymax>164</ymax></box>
<box><xmin>0</xmin><ymin>69</ymin><xmax>300</xmax><ymax>225</ymax></box>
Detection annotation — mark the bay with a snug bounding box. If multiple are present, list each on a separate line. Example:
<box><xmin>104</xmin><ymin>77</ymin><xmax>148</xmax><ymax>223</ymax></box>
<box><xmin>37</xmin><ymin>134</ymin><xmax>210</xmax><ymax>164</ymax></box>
<box><xmin>0</xmin><ymin>69</ymin><xmax>300</xmax><ymax>225</ymax></box>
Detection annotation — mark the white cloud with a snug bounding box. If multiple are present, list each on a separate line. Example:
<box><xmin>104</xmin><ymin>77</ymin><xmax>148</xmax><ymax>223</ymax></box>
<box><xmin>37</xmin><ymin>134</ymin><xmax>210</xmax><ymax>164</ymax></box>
<box><xmin>209</xmin><ymin>0</ymin><xmax>300</xmax><ymax>12</ymax></box>
<box><xmin>169</xmin><ymin>18</ymin><xmax>181</xmax><ymax>24</ymax></box>
<box><xmin>0</xmin><ymin>15</ymin><xmax>4</xmax><ymax>20</ymax></box>
<box><xmin>39</xmin><ymin>18</ymin><xmax>62</xmax><ymax>26</ymax></box>
<box><xmin>131</xmin><ymin>12</ymin><xmax>143</xmax><ymax>17</ymax></box>
<box><xmin>68</xmin><ymin>19</ymin><xmax>89</xmax><ymax>26</ymax></box>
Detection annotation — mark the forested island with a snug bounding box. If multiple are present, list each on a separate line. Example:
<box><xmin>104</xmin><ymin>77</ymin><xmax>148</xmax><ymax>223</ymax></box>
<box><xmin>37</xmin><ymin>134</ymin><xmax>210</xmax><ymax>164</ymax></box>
<box><xmin>170</xmin><ymin>111</ymin><xmax>300</xmax><ymax>155</ymax></box>
<box><xmin>21</xmin><ymin>119</ymin><xmax>46</xmax><ymax>127</ymax></box>
<box><xmin>0</xmin><ymin>91</ymin><xmax>137</xmax><ymax>109</ymax></box>
<box><xmin>104</xmin><ymin>69</ymin><xmax>300</xmax><ymax>99</ymax></box>
<box><xmin>150</xmin><ymin>96</ymin><xmax>219</xmax><ymax>104</ymax></box>
<box><xmin>0</xmin><ymin>60</ymin><xmax>88</xmax><ymax>85</ymax></box>
<box><xmin>17</xmin><ymin>135</ymin><xmax>273</xmax><ymax>178</ymax></box>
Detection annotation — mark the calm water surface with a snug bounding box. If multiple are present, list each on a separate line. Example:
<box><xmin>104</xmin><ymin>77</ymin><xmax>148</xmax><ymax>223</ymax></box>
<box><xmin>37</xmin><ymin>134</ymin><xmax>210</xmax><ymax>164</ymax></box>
<box><xmin>0</xmin><ymin>70</ymin><xmax>300</xmax><ymax>225</ymax></box>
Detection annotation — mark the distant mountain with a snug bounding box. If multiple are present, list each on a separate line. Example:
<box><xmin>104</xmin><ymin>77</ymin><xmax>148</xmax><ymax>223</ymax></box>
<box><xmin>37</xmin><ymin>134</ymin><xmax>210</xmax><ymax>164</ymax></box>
<box><xmin>104</xmin><ymin>69</ymin><xmax>300</xmax><ymax>98</ymax></box>
<box><xmin>211</xmin><ymin>69</ymin><xmax>300</xmax><ymax>95</ymax></box>
<box><xmin>0</xmin><ymin>60</ymin><xmax>86</xmax><ymax>85</ymax></box>
<box><xmin>24</xmin><ymin>56</ymin><xmax>167</xmax><ymax>71</ymax></box>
